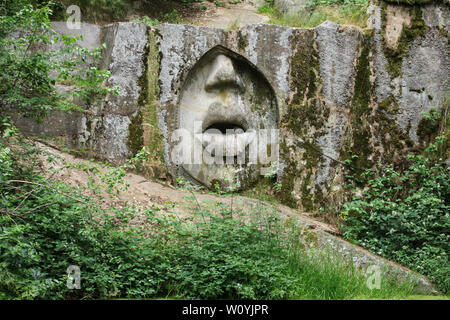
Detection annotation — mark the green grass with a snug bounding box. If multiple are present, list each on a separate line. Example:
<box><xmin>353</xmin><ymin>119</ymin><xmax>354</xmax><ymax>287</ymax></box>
<box><xmin>355</xmin><ymin>295</ymin><xmax>450</xmax><ymax>300</ymax></box>
<box><xmin>258</xmin><ymin>4</ymin><xmax>279</xmax><ymax>16</ymax></box>
<box><xmin>283</xmin><ymin>247</ymin><xmax>415</xmax><ymax>300</ymax></box>
<box><xmin>260</xmin><ymin>2</ymin><xmax>370</xmax><ymax>29</ymax></box>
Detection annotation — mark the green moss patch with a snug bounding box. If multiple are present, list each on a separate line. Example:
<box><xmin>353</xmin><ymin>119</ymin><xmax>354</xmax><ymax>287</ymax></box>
<box><xmin>127</xmin><ymin>111</ymin><xmax>144</xmax><ymax>156</ymax></box>
<box><xmin>128</xmin><ymin>28</ymin><xmax>166</xmax><ymax>180</ymax></box>
<box><xmin>277</xmin><ymin>30</ymin><xmax>327</xmax><ymax>211</ymax></box>
<box><xmin>341</xmin><ymin>35</ymin><xmax>373</xmax><ymax>176</ymax></box>
<box><xmin>382</xmin><ymin>4</ymin><xmax>427</xmax><ymax>78</ymax></box>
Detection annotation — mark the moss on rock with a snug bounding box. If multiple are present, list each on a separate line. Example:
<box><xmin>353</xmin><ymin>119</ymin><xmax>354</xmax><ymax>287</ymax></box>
<box><xmin>127</xmin><ymin>111</ymin><xmax>144</xmax><ymax>156</ymax></box>
<box><xmin>127</xmin><ymin>28</ymin><xmax>167</xmax><ymax>179</ymax></box>
<box><xmin>277</xmin><ymin>30</ymin><xmax>327</xmax><ymax>211</ymax></box>
<box><xmin>382</xmin><ymin>4</ymin><xmax>427</xmax><ymax>78</ymax></box>
<box><xmin>371</xmin><ymin>97</ymin><xmax>415</xmax><ymax>167</ymax></box>
<box><xmin>238</xmin><ymin>32</ymin><xmax>249</xmax><ymax>53</ymax></box>
<box><xmin>417</xmin><ymin>113</ymin><xmax>441</xmax><ymax>145</ymax></box>
<box><xmin>142</xmin><ymin>30</ymin><xmax>166</xmax><ymax>179</ymax></box>
<box><xmin>342</xmin><ymin>35</ymin><xmax>374</xmax><ymax>175</ymax></box>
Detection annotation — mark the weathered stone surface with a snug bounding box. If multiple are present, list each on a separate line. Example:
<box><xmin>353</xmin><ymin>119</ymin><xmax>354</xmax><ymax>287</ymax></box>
<box><xmin>370</xmin><ymin>2</ymin><xmax>450</xmax><ymax>145</ymax></box>
<box><xmin>12</xmin><ymin>2</ymin><xmax>449</xmax><ymax>211</ymax></box>
<box><xmin>422</xmin><ymin>3</ymin><xmax>450</xmax><ymax>28</ymax></box>
<box><xmin>371</xmin><ymin>4</ymin><xmax>393</xmax><ymax>103</ymax></box>
<box><xmin>9</xmin><ymin>2</ymin><xmax>448</xmax><ymax>294</ymax></box>
<box><xmin>98</xmin><ymin>113</ymin><xmax>133</xmax><ymax>161</ymax></box>
<box><xmin>384</xmin><ymin>5</ymin><xmax>412</xmax><ymax>50</ymax></box>
<box><xmin>397</xmin><ymin>28</ymin><xmax>449</xmax><ymax>143</ymax></box>
<box><xmin>100</xmin><ymin>23</ymin><xmax>148</xmax><ymax>114</ymax></box>
<box><xmin>316</xmin><ymin>21</ymin><xmax>362</xmax><ymax>108</ymax></box>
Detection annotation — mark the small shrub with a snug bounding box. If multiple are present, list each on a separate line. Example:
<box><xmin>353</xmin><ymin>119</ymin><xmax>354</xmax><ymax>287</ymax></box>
<box><xmin>341</xmin><ymin>139</ymin><xmax>450</xmax><ymax>294</ymax></box>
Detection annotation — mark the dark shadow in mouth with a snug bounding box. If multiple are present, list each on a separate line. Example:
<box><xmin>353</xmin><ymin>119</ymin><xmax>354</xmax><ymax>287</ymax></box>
<box><xmin>204</xmin><ymin>122</ymin><xmax>245</xmax><ymax>134</ymax></box>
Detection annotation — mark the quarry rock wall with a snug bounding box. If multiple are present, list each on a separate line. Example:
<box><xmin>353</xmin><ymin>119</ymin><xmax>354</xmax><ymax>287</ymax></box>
<box><xmin>15</xmin><ymin>1</ymin><xmax>449</xmax><ymax>212</ymax></box>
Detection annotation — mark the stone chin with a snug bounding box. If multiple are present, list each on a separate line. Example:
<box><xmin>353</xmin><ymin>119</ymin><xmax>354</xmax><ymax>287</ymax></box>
<box><xmin>177</xmin><ymin>46</ymin><xmax>279</xmax><ymax>191</ymax></box>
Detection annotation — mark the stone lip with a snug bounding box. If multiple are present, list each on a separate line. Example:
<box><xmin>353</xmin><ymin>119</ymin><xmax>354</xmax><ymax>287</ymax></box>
<box><xmin>200</xmin><ymin>103</ymin><xmax>250</xmax><ymax>133</ymax></box>
<box><xmin>197</xmin><ymin>130</ymin><xmax>253</xmax><ymax>157</ymax></box>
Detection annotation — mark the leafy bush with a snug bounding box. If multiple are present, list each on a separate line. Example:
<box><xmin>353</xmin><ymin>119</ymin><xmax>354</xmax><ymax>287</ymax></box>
<box><xmin>0</xmin><ymin>134</ymin><xmax>416</xmax><ymax>299</ymax></box>
<box><xmin>0</xmin><ymin>0</ymin><xmax>115</xmax><ymax>123</ymax></box>
<box><xmin>0</xmin><ymin>136</ymin><xmax>161</xmax><ymax>299</ymax></box>
<box><xmin>341</xmin><ymin>139</ymin><xmax>450</xmax><ymax>294</ymax></box>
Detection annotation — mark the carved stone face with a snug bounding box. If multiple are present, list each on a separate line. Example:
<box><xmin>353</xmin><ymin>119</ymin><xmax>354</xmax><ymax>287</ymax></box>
<box><xmin>177</xmin><ymin>46</ymin><xmax>278</xmax><ymax>190</ymax></box>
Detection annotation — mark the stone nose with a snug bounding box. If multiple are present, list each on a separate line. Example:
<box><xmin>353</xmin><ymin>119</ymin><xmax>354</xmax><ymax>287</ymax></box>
<box><xmin>204</xmin><ymin>54</ymin><xmax>244</xmax><ymax>92</ymax></box>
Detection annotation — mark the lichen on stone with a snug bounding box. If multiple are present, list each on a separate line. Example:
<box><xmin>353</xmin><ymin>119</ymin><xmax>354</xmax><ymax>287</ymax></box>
<box><xmin>143</xmin><ymin>29</ymin><xmax>167</xmax><ymax>178</ymax></box>
<box><xmin>237</xmin><ymin>31</ymin><xmax>249</xmax><ymax>53</ymax></box>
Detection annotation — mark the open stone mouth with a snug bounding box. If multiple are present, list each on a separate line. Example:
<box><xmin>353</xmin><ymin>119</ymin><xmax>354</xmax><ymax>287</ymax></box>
<box><xmin>195</xmin><ymin>122</ymin><xmax>254</xmax><ymax>160</ymax></box>
<box><xmin>204</xmin><ymin>122</ymin><xmax>244</xmax><ymax>134</ymax></box>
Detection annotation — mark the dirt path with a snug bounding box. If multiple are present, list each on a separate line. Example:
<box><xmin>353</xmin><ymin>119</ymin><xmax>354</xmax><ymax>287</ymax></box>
<box><xmin>189</xmin><ymin>0</ymin><xmax>270</xmax><ymax>29</ymax></box>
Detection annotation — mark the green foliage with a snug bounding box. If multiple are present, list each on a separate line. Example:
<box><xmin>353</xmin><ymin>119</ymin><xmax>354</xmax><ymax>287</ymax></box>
<box><xmin>176</xmin><ymin>0</ymin><xmax>204</xmax><ymax>4</ymax></box>
<box><xmin>0</xmin><ymin>0</ymin><xmax>116</xmax><ymax>124</ymax></box>
<box><xmin>161</xmin><ymin>8</ymin><xmax>185</xmax><ymax>24</ymax></box>
<box><xmin>55</xmin><ymin>0</ymin><xmax>132</xmax><ymax>22</ymax></box>
<box><xmin>133</xmin><ymin>16</ymin><xmax>160</xmax><ymax>27</ymax></box>
<box><xmin>133</xmin><ymin>8</ymin><xmax>186</xmax><ymax>25</ymax></box>
<box><xmin>341</xmin><ymin>138</ymin><xmax>450</xmax><ymax>294</ymax></box>
<box><xmin>383</xmin><ymin>0</ymin><xmax>439</xmax><ymax>4</ymax></box>
<box><xmin>257</xmin><ymin>4</ymin><xmax>278</xmax><ymax>16</ymax></box>
<box><xmin>309</xmin><ymin>0</ymin><xmax>367</xmax><ymax>5</ymax></box>
<box><xmin>262</xmin><ymin>0</ymin><xmax>369</xmax><ymax>29</ymax></box>
<box><xmin>0</xmin><ymin>133</ymin><xmax>416</xmax><ymax>299</ymax></box>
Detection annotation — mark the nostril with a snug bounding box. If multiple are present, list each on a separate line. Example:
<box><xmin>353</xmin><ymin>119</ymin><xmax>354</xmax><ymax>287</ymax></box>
<box><xmin>204</xmin><ymin>55</ymin><xmax>245</xmax><ymax>93</ymax></box>
<box><xmin>205</xmin><ymin>78</ymin><xmax>245</xmax><ymax>93</ymax></box>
